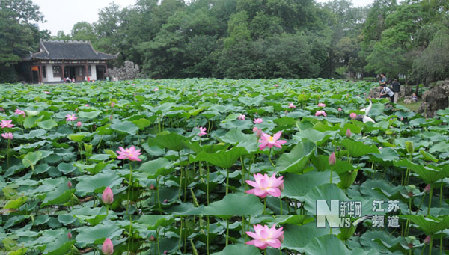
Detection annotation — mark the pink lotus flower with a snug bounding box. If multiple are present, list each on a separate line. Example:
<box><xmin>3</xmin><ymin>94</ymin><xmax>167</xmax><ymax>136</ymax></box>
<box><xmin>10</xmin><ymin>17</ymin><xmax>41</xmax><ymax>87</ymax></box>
<box><xmin>102</xmin><ymin>238</ymin><xmax>114</xmax><ymax>255</ymax></box>
<box><xmin>288</xmin><ymin>103</ymin><xmax>296</xmax><ymax>108</ymax></box>
<box><xmin>253</xmin><ymin>127</ymin><xmax>263</xmax><ymax>137</ymax></box>
<box><xmin>153</xmin><ymin>87</ymin><xmax>159</xmax><ymax>91</ymax></box>
<box><xmin>66</xmin><ymin>114</ymin><xmax>77</xmax><ymax>121</ymax></box>
<box><xmin>0</xmin><ymin>108</ymin><xmax>4</xmax><ymax>112</ymax></box>
<box><xmin>329</xmin><ymin>152</ymin><xmax>336</xmax><ymax>165</ymax></box>
<box><xmin>318</xmin><ymin>103</ymin><xmax>326</xmax><ymax>107</ymax></box>
<box><xmin>197</xmin><ymin>127</ymin><xmax>207</xmax><ymax>136</ymax></box>
<box><xmin>76</xmin><ymin>121</ymin><xmax>82</xmax><ymax>127</ymax></box>
<box><xmin>274</xmin><ymin>84</ymin><xmax>279</xmax><ymax>87</ymax></box>
<box><xmin>1</xmin><ymin>132</ymin><xmax>13</xmax><ymax>139</ymax></box>
<box><xmin>379</xmin><ymin>147</ymin><xmax>382</xmax><ymax>150</ymax></box>
<box><xmin>0</xmin><ymin>120</ymin><xmax>14</xmax><ymax>128</ymax></box>
<box><xmin>424</xmin><ymin>235</ymin><xmax>431</xmax><ymax>244</ymax></box>
<box><xmin>111</xmin><ymin>102</ymin><xmax>115</xmax><ymax>108</ymax></box>
<box><xmin>246</xmin><ymin>224</ymin><xmax>284</xmax><ymax>249</ymax></box>
<box><xmin>15</xmin><ymin>109</ymin><xmax>25</xmax><ymax>117</ymax></box>
<box><xmin>259</xmin><ymin>131</ymin><xmax>287</xmax><ymax>150</ymax></box>
<box><xmin>246</xmin><ymin>173</ymin><xmax>284</xmax><ymax>198</ymax></box>
<box><xmin>43</xmin><ymin>91</ymin><xmax>50</xmax><ymax>94</ymax></box>
<box><xmin>315</xmin><ymin>111</ymin><xmax>327</xmax><ymax>117</ymax></box>
<box><xmin>424</xmin><ymin>184</ymin><xmax>431</xmax><ymax>193</ymax></box>
<box><xmin>400</xmin><ymin>117</ymin><xmax>403</xmax><ymax>121</ymax></box>
<box><xmin>238</xmin><ymin>114</ymin><xmax>246</xmax><ymax>120</ymax></box>
<box><xmin>254</xmin><ymin>118</ymin><xmax>263</xmax><ymax>124</ymax></box>
<box><xmin>346</xmin><ymin>129</ymin><xmax>351</xmax><ymax>138</ymax></box>
<box><xmin>338</xmin><ymin>108</ymin><xmax>342</xmax><ymax>112</ymax></box>
<box><xmin>102</xmin><ymin>187</ymin><xmax>114</xmax><ymax>204</ymax></box>
<box><xmin>116</xmin><ymin>146</ymin><xmax>142</xmax><ymax>161</ymax></box>
<box><xmin>350</xmin><ymin>113</ymin><xmax>357</xmax><ymax>119</ymax></box>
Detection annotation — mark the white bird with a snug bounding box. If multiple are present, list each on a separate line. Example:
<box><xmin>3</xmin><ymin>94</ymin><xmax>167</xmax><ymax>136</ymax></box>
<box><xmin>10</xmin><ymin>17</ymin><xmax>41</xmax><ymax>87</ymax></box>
<box><xmin>355</xmin><ymin>100</ymin><xmax>375</xmax><ymax>123</ymax></box>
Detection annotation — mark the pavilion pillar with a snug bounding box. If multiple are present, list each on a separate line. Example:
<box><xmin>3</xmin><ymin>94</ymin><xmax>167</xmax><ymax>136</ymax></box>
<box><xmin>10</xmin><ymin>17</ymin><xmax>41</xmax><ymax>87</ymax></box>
<box><xmin>39</xmin><ymin>64</ymin><xmax>43</xmax><ymax>83</ymax></box>
<box><xmin>105</xmin><ymin>65</ymin><xmax>108</xmax><ymax>79</ymax></box>
<box><xmin>61</xmin><ymin>64</ymin><xmax>65</xmax><ymax>81</ymax></box>
<box><xmin>84</xmin><ymin>63</ymin><xmax>88</xmax><ymax>81</ymax></box>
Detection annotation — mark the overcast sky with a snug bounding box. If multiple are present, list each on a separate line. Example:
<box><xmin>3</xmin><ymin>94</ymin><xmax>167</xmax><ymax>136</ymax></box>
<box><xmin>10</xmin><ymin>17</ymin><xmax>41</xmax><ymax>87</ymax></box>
<box><xmin>35</xmin><ymin>0</ymin><xmax>374</xmax><ymax>35</ymax></box>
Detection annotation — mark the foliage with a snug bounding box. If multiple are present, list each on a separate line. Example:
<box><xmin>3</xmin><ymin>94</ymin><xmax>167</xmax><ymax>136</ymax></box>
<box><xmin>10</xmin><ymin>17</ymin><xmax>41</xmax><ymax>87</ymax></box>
<box><xmin>0</xmin><ymin>0</ymin><xmax>43</xmax><ymax>82</ymax></box>
<box><xmin>0</xmin><ymin>79</ymin><xmax>448</xmax><ymax>254</ymax></box>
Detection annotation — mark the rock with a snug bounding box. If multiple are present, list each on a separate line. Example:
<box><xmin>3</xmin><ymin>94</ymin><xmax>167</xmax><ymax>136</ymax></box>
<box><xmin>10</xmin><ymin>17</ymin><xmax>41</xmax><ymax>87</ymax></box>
<box><xmin>400</xmin><ymin>85</ymin><xmax>413</xmax><ymax>97</ymax></box>
<box><xmin>109</xmin><ymin>61</ymin><xmax>142</xmax><ymax>81</ymax></box>
<box><xmin>368</xmin><ymin>87</ymin><xmax>382</xmax><ymax>99</ymax></box>
<box><xmin>418</xmin><ymin>79</ymin><xmax>449</xmax><ymax>118</ymax></box>
<box><xmin>403</xmin><ymin>98</ymin><xmax>414</xmax><ymax>104</ymax></box>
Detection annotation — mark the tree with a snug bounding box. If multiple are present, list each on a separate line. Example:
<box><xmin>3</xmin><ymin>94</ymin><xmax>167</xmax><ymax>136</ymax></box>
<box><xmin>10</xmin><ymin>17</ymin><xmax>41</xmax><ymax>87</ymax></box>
<box><xmin>413</xmin><ymin>28</ymin><xmax>449</xmax><ymax>84</ymax></box>
<box><xmin>71</xmin><ymin>22</ymin><xmax>96</xmax><ymax>42</ymax></box>
<box><xmin>0</xmin><ymin>0</ymin><xmax>43</xmax><ymax>82</ymax></box>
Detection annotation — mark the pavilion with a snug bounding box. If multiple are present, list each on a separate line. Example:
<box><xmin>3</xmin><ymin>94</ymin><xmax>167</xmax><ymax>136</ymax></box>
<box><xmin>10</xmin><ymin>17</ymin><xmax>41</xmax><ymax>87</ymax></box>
<box><xmin>20</xmin><ymin>40</ymin><xmax>117</xmax><ymax>83</ymax></box>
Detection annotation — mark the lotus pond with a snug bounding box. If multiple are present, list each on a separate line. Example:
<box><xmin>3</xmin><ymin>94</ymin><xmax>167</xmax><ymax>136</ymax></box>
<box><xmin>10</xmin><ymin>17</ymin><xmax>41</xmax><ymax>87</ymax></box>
<box><xmin>0</xmin><ymin>79</ymin><xmax>448</xmax><ymax>255</ymax></box>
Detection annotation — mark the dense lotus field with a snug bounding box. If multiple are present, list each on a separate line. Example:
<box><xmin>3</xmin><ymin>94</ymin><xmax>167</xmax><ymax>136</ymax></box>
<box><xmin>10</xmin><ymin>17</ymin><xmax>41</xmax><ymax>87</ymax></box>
<box><xmin>0</xmin><ymin>79</ymin><xmax>448</xmax><ymax>255</ymax></box>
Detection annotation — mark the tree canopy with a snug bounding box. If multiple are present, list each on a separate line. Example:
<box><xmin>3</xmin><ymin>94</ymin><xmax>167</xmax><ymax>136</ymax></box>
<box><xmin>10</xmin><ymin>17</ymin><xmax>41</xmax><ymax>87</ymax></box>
<box><xmin>2</xmin><ymin>0</ymin><xmax>449</xmax><ymax>83</ymax></box>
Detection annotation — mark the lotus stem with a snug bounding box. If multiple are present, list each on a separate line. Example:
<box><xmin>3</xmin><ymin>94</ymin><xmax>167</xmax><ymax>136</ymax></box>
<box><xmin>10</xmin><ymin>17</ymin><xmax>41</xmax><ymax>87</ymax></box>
<box><xmin>409</xmin><ymin>197</ymin><xmax>412</xmax><ymax>215</ymax></box>
<box><xmin>429</xmin><ymin>235</ymin><xmax>433</xmax><ymax>255</ymax></box>
<box><xmin>241</xmin><ymin>156</ymin><xmax>246</xmax><ymax>187</ymax></box>
<box><xmin>263</xmin><ymin>197</ymin><xmax>267</xmax><ymax>214</ymax></box>
<box><xmin>157</xmin><ymin>177</ymin><xmax>161</xmax><ymax>212</ymax></box>
<box><xmin>207</xmin><ymin>216</ymin><xmax>210</xmax><ymax>255</ymax></box>
<box><xmin>427</xmin><ymin>184</ymin><xmax>433</xmax><ymax>215</ymax></box>
<box><xmin>330</xmin><ymin>169</ymin><xmax>333</xmax><ymax>184</ymax></box>
<box><xmin>242</xmin><ymin>216</ymin><xmax>245</xmax><ymax>240</ymax></box>
<box><xmin>226</xmin><ymin>168</ymin><xmax>229</xmax><ymax>195</ymax></box>
<box><xmin>269</xmin><ymin>148</ymin><xmax>275</xmax><ymax>167</ymax></box>
<box><xmin>127</xmin><ymin>163</ymin><xmax>133</xmax><ymax>216</ymax></box>
<box><xmin>207</xmin><ymin>163</ymin><xmax>210</xmax><ymax>205</ymax></box>
<box><xmin>7</xmin><ymin>139</ymin><xmax>10</xmax><ymax>170</ymax></box>
<box><xmin>440</xmin><ymin>236</ymin><xmax>443</xmax><ymax>255</ymax></box>
<box><xmin>179</xmin><ymin>217</ymin><xmax>183</xmax><ymax>251</ymax></box>
<box><xmin>178</xmin><ymin>151</ymin><xmax>183</xmax><ymax>201</ymax></box>
<box><xmin>440</xmin><ymin>183</ymin><xmax>443</xmax><ymax>207</ymax></box>
<box><xmin>128</xmin><ymin>163</ymin><xmax>133</xmax><ymax>255</ymax></box>
<box><xmin>280</xmin><ymin>197</ymin><xmax>283</xmax><ymax>214</ymax></box>
<box><xmin>157</xmin><ymin>229</ymin><xmax>160</xmax><ymax>255</ymax></box>
<box><xmin>226</xmin><ymin>219</ymin><xmax>229</xmax><ymax>246</ymax></box>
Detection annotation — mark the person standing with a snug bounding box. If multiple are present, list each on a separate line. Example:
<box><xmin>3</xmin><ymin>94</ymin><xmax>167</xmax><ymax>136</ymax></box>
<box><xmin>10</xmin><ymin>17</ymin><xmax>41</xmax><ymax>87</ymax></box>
<box><xmin>391</xmin><ymin>79</ymin><xmax>400</xmax><ymax>103</ymax></box>
<box><xmin>379</xmin><ymin>73</ymin><xmax>387</xmax><ymax>86</ymax></box>
<box><xmin>379</xmin><ymin>84</ymin><xmax>394</xmax><ymax>103</ymax></box>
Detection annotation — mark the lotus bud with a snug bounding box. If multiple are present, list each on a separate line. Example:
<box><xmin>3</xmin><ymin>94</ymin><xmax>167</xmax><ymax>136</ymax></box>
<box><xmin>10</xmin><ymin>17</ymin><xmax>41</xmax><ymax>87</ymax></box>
<box><xmin>424</xmin><ymin>184</ymin><xmax>430</xmax><ymax>193</ymax></box>
<box><xmin>150</xmin><ymin>184</ymin><xmax>155</xmax><ymax>190</ymax></box>
<box><xmin>76</xmin><ymin>121</ymin><xmax>82</xmax><ymax>127</ymax></box>
<box><xmin>67</xmin><ymin>181</ymin><xmax>73</xmax><ymax>189</ymax></box>
<box><xmin>405</xmin><ymin>141</ymin><xmax>414</xmax><ymax>154</ymax></box>
<box><xmin>149</xmin><ymin>235</ymin><xmax>155</xmax><ymax>241</ymax></box>
<box><xmin>102</xmin><ymin>238</ymin><xmax>114</xmax><ymax>255</ymax></box>
<box><xmin>424</xmin><ymin>236</ymin><xmax>430</xmax><ymax>244</ymax></box>
<box><xmin>329</xmin><ymin>152</ymin><xmax>336</xmax><ymax>165</ymax></box>
<box><xmin>67</xmin><ymin>232</ymin><xmax>72</xmax><ymax>239</ymax></box>
<box><xmin>346</xmin><ymin>129</ymin><xmax>351</xmax><ymax>138</ymax></box>
<box><xmin>102</xmin><ymin>187</ymin><xmax>114</xmax><ymax>204</ymax></box>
